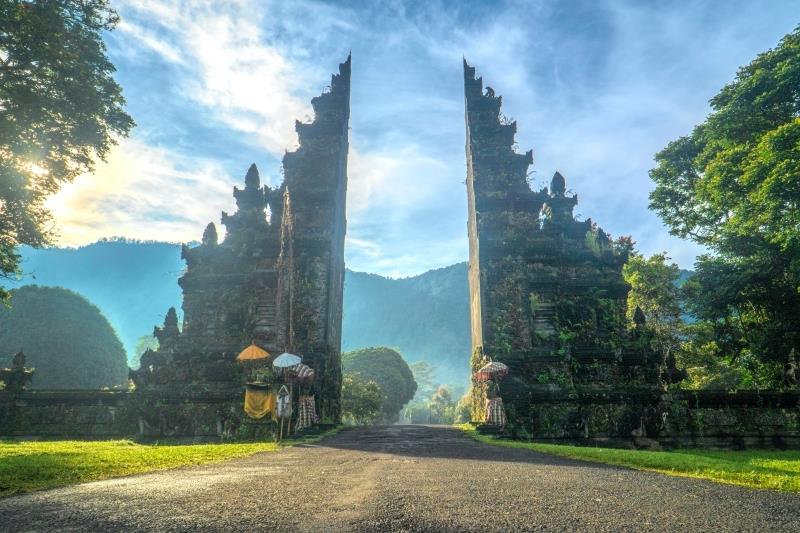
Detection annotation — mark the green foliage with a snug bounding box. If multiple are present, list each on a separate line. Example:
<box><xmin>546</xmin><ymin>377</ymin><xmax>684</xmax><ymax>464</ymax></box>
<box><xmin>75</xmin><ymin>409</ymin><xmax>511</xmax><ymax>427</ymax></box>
<box><xmin>342</xmin><ymin>347</ymin><xmax>417</xmax><ymax>424</ymax></box>
<box><xmin>132</xmin><ymin>335</ymin><xmax>158</xmax><ymax>370</ymax></box>
<box><xmin>453</xmin><ymin>392</ymin><xmax>471</xmax><ymax>423</ymax></box>
<box><xmin>428</xmin><ymin>386</ymin><xmax>455</xmax><ymax>423</ymax></box>
<box><xmin>0</xmin><ymin>285</ymin><xmax>128</xmax><ymax>388</ymax></box>
<box><xmin>341</xmin><ymin>373</ymin><xmax>383</xmax><ymax>425</ymax></box>
<box><xmin>343</xmin><ymin>263</ymin><xmax>471</xmax><ymax>382</ymax></box>
<box><xmin>402</xmin><ymin>384</ymin><xmax>460</xmax><ymax>424</ymax></box>
<box><xmin>623</xmin><ymin>253</ymin><xmax>683</xmax><ymax>356</ymax></box>
<box><xmin>459</xmin><ymin>425</ymin><xmax>800</xmax><ymax>492</ymax></box>
<box><xmin>649</xmin><ymin>26</ymin><xmax>800</xmax><ymax>368</ymax></box>
<box><xmin>409</xmin><ymin>360</ymin><xmax>438</xmax><ymax>402</ymax></box>
<box><xmin>678</xmin><ymin>322</ymin><xmax>782</xmax><ymax>391</ymax></box>
<box><xmin>0</xmin><ymin>439</ymin><xmax>282</xmax><ymax>496</ymax></box>
<box><xmin>0</xmin><ymin>1</ymin><xmax>134</xmax><ymax>303</ymax></box>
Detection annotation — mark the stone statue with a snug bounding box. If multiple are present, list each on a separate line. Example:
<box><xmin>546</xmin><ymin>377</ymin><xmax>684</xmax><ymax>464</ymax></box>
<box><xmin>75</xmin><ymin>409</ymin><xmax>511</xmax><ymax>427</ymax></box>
<box><xmin>1</xmin><ymin>351</ymin><xmax>34</xmax><ymax>393</ymax></box>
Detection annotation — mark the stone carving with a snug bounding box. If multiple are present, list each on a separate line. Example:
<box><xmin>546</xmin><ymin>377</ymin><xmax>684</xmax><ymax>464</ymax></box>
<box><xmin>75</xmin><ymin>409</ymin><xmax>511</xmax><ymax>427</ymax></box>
<box><xmin>0</xmin><ymin>351</ymin><xmax>35</xmax><ymax>393</ymax></box>
<box><xmin>130</xmin><ymin>56</ymin><xmax>351</xmax><ymax>423</ymax></box>
<box><xmin>463</xmin><ymin>60</ymin><xmax>660</xmax><ymax>439</ymax></box>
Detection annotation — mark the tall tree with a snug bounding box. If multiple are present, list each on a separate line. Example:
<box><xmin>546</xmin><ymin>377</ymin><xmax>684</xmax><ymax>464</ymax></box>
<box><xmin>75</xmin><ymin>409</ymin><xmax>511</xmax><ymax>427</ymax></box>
<box><xmin>409</xmin><ymin>360</ymin><xmax>438</xmax><ymax>402</ymax></box>
<box><xmin>623</xmin><ymin>253</ymin><xmax>683</xmax><ymax>356</ymax></box>
<box><xmin>0</xmin><ymin>0</ymin><xmax>134</xmax><ymax>302</ymax></box>
<box><xmin>649</xmin><ymin>26</ymin><xmax>800</xmax><ymax>368</ymax></box>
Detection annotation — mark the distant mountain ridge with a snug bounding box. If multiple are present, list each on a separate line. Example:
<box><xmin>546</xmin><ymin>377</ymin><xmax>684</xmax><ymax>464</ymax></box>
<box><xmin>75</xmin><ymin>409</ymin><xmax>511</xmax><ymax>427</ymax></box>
<box><xmin>7</xmin><ymin>240</ymin><xmax>472</xmax><ymax>381</ymax></box>
<box><xmin>343</xmin><ymin>263</ymin><xmax>471</xmax><ymax>381</ymax></box>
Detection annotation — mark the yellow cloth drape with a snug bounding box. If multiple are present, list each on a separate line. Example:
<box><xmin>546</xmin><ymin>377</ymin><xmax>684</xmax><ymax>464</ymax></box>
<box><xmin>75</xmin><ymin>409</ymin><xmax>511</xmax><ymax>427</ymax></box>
<box><xmin>244</xmin><ymin>390</ymin><xmax>277</xmax><ymax>419</ymax></box>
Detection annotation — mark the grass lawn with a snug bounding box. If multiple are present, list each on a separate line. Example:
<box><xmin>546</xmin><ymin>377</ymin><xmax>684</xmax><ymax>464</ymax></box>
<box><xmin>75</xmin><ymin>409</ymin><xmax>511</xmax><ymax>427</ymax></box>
<box><xmin>0</xmin><ymin>430</ymin><xmax>337</xmax><ymax>497</ymax></box>
<box><xmin>458</xmin><ymin>425</ymin><xmax>800</xmax><ymax>492</ymax></box>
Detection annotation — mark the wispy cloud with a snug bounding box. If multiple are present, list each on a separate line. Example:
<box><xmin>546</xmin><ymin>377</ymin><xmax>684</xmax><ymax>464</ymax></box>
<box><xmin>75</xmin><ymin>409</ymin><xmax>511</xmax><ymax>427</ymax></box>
<box><xmin>47</xmin><ymin>0</ymin><xmax>799</xmax><ymax>275</ymax></box>
<box><xmin>116</xmin><ymin>0</ymin><xmax>316</xmax><ymax>153</ymax></box>
<box><xmin>47</xmin><ymin>138</ymin><xmax>234</xmax><ymax>245</ymax></box>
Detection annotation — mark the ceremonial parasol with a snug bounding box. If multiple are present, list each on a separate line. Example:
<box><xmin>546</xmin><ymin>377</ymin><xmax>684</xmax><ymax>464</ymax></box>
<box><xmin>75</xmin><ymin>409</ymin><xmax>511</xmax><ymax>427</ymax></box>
<box><xmin>273</xmin><ymin>352</ymin><xmax>301</xmax><ymax>368</ymax></box>
<box><xmin>290</xmin><ymin>363</ymin><xmax>315</xmax><ymax>384</ymax></box>
<box><xmin>272</xmin><ymin>352</ymin><xmax>302</xmax><ymax>378</ymax></box>
<box><xmin>473</xmin><ymin>361</ymin><xmax>509</xmax><ymax>382</ymax></box>
<box><xmin>236</xmin><ymin>343</ymin><xmax>270</xmax><ymax>361</ymax></box>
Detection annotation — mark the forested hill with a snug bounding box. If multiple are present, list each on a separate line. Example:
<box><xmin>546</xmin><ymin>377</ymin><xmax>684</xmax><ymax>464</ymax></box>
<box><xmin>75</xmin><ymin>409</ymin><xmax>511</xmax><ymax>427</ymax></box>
<box><xmin>8</xmin><ymin>240</ymin><xmax>472</xmax><ymax>381</ymax></box>
<box><xmin>343</xmin><ymin>264</ymin><xmax>471</xmax><ymax>382</ymax></box>
<box><xmin>12</xmin><ymin>240</ymin><xmax>184</xmax><ymax>360</ymax></box>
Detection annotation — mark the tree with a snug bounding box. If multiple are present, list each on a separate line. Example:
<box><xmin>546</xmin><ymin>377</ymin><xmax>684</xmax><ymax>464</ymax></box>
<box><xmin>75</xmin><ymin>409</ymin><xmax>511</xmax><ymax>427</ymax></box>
<box><xmin>0</xmin><ymin>285</ymin><xmax>128</xmax><ymax>388</ymax></box>
<box><xmin>341</xmin><ymin>373</ymin><xmax>383</xmax><ymax>425</ymax></box>
<box><xmin>342</xmin><ymin>347</ymin><xmax>417</xmax><ymax>424</ymax></box>
<box><xmin>649</xmin><ymin>26</ymin><xmax>800</xmax><ymax>369</ymax></box>
<box><xmin>409</xmin><ymin>360</ymin><xmax>438</xmax><ymax>402</ymax></box>
<box><xmin>428</xmin><ymin>386</ymin><xmax>454</xmax><ymax>424</ymax></box>
<box><xmin>623</xmin><ymin>253</ymin><xmax>683</xmax><ymax>359</ymax></box>
<box><xmin>0</xmin><ymin>1</ymin><xmax>134</xmax><ymax>302</ymax></box>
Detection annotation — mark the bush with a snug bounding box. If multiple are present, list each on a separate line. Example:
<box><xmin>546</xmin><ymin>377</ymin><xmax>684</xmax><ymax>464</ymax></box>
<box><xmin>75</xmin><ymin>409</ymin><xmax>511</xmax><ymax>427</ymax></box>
<box><xmin>0</xmin><ymin>285</ymin><xmax>128</xmax><ymax>389</ymax></box>
<box><xmin>341</xmin><ymin>373</ymin><xmax>383</xmax><ymax>425</ymax></box>
<box><xmin>342</xmin><ymin>347</ymin><xmax>417</xmax><ymax>424</ymax></box>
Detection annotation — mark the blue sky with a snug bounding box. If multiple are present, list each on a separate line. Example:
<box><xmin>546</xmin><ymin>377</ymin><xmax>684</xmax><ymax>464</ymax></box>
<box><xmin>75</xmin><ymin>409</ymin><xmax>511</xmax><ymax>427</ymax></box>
<box><xmin>47</xmin><ymin>0</ymin><xmax>799</xmax><ymax>277</ymax></box>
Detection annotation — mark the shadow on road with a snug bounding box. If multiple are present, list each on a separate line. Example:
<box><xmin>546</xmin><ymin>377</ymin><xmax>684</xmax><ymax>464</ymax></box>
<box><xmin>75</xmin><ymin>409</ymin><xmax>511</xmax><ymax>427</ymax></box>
<box><xmin>307</xmin><ymin>424</ymin><xmax>619</xmax><ymax>468</ymax></box>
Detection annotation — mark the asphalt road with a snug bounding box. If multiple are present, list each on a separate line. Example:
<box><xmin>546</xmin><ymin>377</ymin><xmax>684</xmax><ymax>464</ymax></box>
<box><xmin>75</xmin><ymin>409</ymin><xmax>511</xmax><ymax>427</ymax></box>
<box><xmin>1</xmin><ymin>425</ymin><xmax>799</xmax><ymax>532</ymax></box>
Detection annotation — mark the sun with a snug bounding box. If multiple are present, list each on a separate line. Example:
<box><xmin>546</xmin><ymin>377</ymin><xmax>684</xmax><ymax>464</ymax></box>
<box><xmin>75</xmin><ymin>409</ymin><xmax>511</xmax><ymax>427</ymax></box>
<box><xmin>27</xmin><ymin>162</ymin><xmax>48</xmax><ymax>177</ymax></box>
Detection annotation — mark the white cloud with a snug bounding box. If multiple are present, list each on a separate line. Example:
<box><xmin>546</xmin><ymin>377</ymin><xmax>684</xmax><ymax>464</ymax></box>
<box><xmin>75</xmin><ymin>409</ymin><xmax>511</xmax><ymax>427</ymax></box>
<box><xmin>46</xmin><ymin>0</ymin><xmax>798</xmax><ymax>277</ymax></box>
<box><xmin>47</xmin><ymin>138</ymin><xmax>235</xmax><ymax>245</ymax></box>
<box><xmin>116</xmin><ymin>0</ymin><xmax>314</xmax><ymax>153</ymax></box>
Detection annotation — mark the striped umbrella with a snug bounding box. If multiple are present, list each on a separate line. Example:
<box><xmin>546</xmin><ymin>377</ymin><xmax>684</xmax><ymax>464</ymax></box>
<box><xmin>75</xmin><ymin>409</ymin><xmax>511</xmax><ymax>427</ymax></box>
<box><xmin>290</xmin><ymin>363</ymin><xmax>316</xmax><ymax>384</ymax></box>
<box><xmin>473</xmin><ymin>361</ymin><xmax>509</xmax><ymax>382</ymax></box>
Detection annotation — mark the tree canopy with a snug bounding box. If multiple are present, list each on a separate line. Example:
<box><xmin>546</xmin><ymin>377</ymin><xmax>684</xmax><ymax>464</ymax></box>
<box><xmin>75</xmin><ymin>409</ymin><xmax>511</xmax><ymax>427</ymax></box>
<box><xmin>0</xmin><ymin>0</ymin><xmax>133</xmax><ymax>302</ymax></box>
<box><xmin>623</xmin><ymin>253</ymin><xmax>683</xmax><ymax>356</ymax></box>
<box><xmin>342</xmin><ymin>347</ymin><xmax>417</xmax><ymax>424</ymax></box>
<box><xmin>649</xmin><ymin>25</ymin><xmax>800</xmax><ymax>369</ymax></box>
<box><xmin>0</xmin><ymin>285</ymin><xmax>128</xmax><ymax>388</ymax></box>
<box><xmin>341</xmin><ymin>373</ymin><xmax>383</xmax><ymax>425</ymax></box>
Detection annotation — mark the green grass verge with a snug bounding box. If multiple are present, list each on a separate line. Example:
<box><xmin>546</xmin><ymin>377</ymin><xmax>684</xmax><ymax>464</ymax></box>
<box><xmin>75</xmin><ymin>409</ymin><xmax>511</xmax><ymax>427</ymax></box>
<box><xmin>457</xmin><ymin>424</ymin><xmax>800</xmax><ymax>492</ymax></box>
<box><xmin>0</xmin><ymin>427</ymin><xmax>340</xmax><ymax>497</ymax></box>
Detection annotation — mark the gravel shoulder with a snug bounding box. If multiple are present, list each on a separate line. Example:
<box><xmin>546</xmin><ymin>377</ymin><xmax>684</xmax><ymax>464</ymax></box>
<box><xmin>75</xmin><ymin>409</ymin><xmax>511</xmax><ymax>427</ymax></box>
<box><xmin>1</xmin><ymin>425</ymin><xmax>798</xmax><ymax>532</ymax></box>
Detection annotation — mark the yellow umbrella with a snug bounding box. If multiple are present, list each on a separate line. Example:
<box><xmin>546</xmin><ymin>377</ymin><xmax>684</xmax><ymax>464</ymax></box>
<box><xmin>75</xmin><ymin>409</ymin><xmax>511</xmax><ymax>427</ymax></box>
<box><xmin>236</xmin><ymin>343</ymin><xmax>270</xmax><ymax>361</ymax></box>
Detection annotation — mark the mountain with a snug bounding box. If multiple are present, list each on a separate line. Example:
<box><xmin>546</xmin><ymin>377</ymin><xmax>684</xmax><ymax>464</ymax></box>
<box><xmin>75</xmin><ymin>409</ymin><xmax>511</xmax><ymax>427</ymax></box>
<box><xmin>6</xmin><ymin>240</ymin><xmax>471</xmax><ymax>381</ymax></box>
<box><xmin>9</xmin><ymin>240</ymin><xmax>184</xmax><ymax>360</ymax></box>
<box><xmin>0</xmin><ymin>285</ymin><xmax>128</xmax><ymax>389</ymax></box>
<box><xmin>343</xmin><ymin>263</ymin><xmax>471</xmax><ymax>382</ymax></box>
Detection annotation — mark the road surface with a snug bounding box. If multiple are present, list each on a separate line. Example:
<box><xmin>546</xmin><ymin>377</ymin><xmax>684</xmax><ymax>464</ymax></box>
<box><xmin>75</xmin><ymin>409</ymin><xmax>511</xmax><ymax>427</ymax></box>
<box><xmin>1</xmin><ymin>425</ymin><xmax>798</xmax><ymax>532</ymax></box>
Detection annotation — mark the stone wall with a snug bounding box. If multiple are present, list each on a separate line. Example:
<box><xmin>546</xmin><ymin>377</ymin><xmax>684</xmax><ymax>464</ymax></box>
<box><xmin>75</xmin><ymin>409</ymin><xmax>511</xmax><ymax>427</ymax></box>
<box><xmin>281</xmin><ymin>55</ymin><xmax>350</xmax><ymax>422</ymax></box>
<box><xmin>0</xmin><ymin>389</ymin><xmax>279</xmax><ymax>440</ymax></box>
<box><xmin>2</xmin><ymin>388</ymin><xmax>797</xmax><ymax>448</ymax></box>
<box><xmin>489</xmin><ymin>389</ymin><xmax>800</xmax><ymax>449</ymax></box>
<box><xmin>0</xmin><ymin>390</ymin><xmax>134</xmax><ymax>438</ymax></box>
<box><xmin>662</xmin><ymin>391</ymin><xmax>800</xmax><ymax>449</ymax></box>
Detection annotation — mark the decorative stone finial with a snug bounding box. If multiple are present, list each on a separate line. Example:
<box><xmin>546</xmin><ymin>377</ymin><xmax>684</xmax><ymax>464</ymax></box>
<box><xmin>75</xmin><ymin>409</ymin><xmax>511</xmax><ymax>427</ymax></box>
<box><xmin>154</xmin><ymin>307</ymin><xmax>180</xmax><ymax>349</ymax></box>
<box><xmin>11</xmin><ymin>351</ymin><xmax>25</xmax><ymax>369</ymax></box>
<box><xmin>551</xmin><ymin>172</ymin><xmax>566</xmax><ymax>196</ymax></box>
<box><xmin>245</xmin><ymin>163</ymin><xmax>260</xmax><ymax>189</ymax></box>
<box><xmin>164</xmin><ymin>307</ymin><xmax>179</xmax><ymax>329</ymax></box>
<box><xmin>202</xmin><ymin>223</ymin><xmax>218</xmax><ymax>247</ymax></box>
<box><xmin>1</xmin><ymin>351</ymin><xmax>34</xmax><ymax>393</ymax></box>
